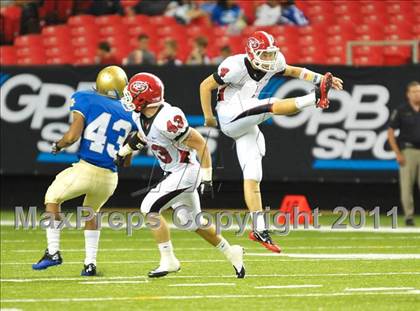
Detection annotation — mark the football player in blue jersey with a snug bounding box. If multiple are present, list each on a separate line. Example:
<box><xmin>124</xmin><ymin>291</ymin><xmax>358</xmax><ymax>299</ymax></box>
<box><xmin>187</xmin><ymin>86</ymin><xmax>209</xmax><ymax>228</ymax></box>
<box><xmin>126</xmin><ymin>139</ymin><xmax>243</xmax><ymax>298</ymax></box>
<box><xmin>32</xmin><ymin>66</ymin><xmax>138</xmax><ymax>276</ymax></box>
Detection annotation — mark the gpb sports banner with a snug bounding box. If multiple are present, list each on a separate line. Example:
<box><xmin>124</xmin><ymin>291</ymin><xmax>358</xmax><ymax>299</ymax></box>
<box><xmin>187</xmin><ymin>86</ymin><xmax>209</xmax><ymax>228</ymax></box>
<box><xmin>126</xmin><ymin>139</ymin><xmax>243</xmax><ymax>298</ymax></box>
<box><xmin>1</xmin><ymin>65</ymin><xmax>419</xmax><ymax>182</ymax></box>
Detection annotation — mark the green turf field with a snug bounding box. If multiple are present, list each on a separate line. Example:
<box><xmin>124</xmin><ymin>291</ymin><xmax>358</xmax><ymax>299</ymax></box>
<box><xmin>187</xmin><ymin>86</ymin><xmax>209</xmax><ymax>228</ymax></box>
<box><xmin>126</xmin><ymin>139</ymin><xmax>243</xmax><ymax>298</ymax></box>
<box><xmin>1</xmin><ymin>210</ymin><xmax>420</xmax><ymax>311</ymax></box>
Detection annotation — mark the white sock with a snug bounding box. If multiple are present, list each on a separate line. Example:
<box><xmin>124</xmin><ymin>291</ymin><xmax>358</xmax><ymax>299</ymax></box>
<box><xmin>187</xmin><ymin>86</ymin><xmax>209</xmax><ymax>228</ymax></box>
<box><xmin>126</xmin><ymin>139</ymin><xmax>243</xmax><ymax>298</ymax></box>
<box><xmin>47</xmin><ymin>220</ymin><xmax>61</xmax><ymax>255</ymax></box>
<box><xmin>216</xmin><ymin>238</ymin><xmax>232</xmax><ymax>257</ymax></box>
<box><xmin>295</xmin><ymin>92</ymin><xmax>316</xmax><ymax>109</ymax></box>
<box><xmin>252</xmin><ymin>212</ymin><xmax>267</xmax><ymax>232</ymax></box>
<box><xmin>158</xmin><ymin>241</ymin><xmax>176</xmax><ymax>263</ymax></box>
<box><xmin>84</xmin><ymin>230</ymin><xmax>100</xmax><ymax>265</ymax></box>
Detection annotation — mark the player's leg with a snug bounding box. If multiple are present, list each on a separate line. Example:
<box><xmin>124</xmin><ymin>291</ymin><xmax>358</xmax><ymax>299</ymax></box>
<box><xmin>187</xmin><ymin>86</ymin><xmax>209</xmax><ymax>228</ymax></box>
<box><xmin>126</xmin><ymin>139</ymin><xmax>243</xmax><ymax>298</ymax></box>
<box><xmin>33</xmin><ymin>164</ymin><xmax>88</xmax><ymax>270</ymax></box>
<box><xmin>81</xmin><ymin>169</ymin><xmax>118</xmax><ymax>276</ymax></box>
<box><xmin>235</xmin><ymin>126</ymin><xmax>281</xmax><ymax>253</ymax></box>
<box><xmin>140</xmin><ymin>172</ymin><xmax>193</xmax><ymax>277</ymax></box>
<box><xmin>176</xmin><ymin>191</ymin><xmax>245</xmax><ymax>278</ymax></box>
<box><xmin>220</xmin><ymin>72</ymin><xmax>333</xmax><ymax>138</ymax></box>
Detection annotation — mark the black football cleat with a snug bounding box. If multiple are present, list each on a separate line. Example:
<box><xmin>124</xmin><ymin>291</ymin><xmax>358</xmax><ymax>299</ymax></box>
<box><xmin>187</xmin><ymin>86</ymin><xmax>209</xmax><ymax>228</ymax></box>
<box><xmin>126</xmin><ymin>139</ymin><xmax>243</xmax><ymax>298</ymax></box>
<box><xmin>249</xmin><ymin>230</ymin><xmax>282</xmax><ymax>253</ymax></box>
<box><xmin>81</xmin><ymin>263</ymin><xmax>97</xmax><ymax>276</ymax></box>
<box><xmin>32</xmin><ymin>249</ymin><xmax>62</xmax><ymax>270</ymax></box>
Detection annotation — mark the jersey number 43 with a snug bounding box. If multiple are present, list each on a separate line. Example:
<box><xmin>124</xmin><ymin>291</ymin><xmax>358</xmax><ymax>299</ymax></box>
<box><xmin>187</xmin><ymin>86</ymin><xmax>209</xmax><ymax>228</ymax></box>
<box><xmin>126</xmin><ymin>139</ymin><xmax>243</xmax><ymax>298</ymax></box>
<box><xmin>84</xmin><ymin>112</ymin><xmax>132</xmax><ymax>157</ymax></box>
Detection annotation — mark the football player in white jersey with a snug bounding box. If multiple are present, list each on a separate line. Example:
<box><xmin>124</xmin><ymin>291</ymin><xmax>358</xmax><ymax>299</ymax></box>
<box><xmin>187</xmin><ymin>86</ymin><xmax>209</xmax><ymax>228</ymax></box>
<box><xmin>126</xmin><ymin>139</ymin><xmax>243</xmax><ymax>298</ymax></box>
<box><xmin>199</xmin><ymin>31</ymin><xmax>343</xmax><ymax>252</ymax></box>
<box><xmin>115</xmin><ymin>73</ymin><xmax>245</xmax><ymax>278</ymax></box>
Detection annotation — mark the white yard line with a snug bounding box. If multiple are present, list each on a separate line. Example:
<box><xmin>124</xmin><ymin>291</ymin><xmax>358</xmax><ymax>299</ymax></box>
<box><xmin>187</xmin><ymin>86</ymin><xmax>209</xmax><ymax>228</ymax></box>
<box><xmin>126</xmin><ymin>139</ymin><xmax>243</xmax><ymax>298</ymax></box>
<box><xmin>247</xmin><ymin>253</ymin><xmax>420</xmax><ymax>260</ymax></box>
<box><xmin>344</xmin><ymin>287</ymin><xmax>415</xmax><ymax>292</ymax></box>
<box><xmin>79</xmin><ymin>280</ymin><xmax>148</xmax><ymax>285</ymax></box>
<box><xmin>255</xmin><ymin>285</ymin><xmax>322</xmax><ymax>289</ymax></box>
<box><xmin>165</xmin><ymin>271</ymin><xmax>420</xmax><ymax>279</ymax></box>
<box><xmin>3</xmin><ymin>271</ymin><xmax>419</xmax><ymax>283</ymax></box>
<box><xmin>5</xmin><ymin>245</ymin><xmax>420</xmax><ymax>253</ymax></box>
<box><xmin>0</xmin><ymin>276</ymin><xmax>147</xmax><ymax>283</ymax></box>
<box><xmin>2</xmin><ymin>291</ymin><xmax>420</xmax><ymax>303</ymax></box>
<box><xmin>168</xmin><ymin>283</ymin><xmax>235</xmax><ymax>287</ymax></box>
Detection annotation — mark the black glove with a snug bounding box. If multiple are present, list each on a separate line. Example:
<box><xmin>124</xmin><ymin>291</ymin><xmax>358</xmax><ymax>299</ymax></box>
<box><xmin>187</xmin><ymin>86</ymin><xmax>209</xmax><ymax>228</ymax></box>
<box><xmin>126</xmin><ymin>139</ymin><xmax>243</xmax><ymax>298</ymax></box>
<box><xmin>114</xmin><ymin>154</ymin><xmax>125</xmax><ymax>167</ymax></box>
<box><xmin>199</xmin><ymin>180</ymin><xmax>214</xmax><ymax>199</ymax></box>
<box><xmin>51</xmin><ymin>142</ymin><xmax>61</xmax><ymax>155</ymax></box>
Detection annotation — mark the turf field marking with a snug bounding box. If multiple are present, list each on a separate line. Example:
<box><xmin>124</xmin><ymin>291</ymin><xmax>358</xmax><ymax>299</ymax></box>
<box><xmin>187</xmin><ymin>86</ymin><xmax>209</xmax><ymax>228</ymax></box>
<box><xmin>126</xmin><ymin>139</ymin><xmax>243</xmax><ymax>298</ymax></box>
<box><xmin>168</xmin><ymin>283</ymin><xmax>235</xmax><ymax>287</ymax></box>
<box><xmin>165</xmin><ymin>271</ymin><xmax>420</xmax><ymax>279</ymax></box>
<box><xmin>6</xmin><ymin>245</ymin><xmax>420</xmax><ymax>253</ymax></box>
<box><xmin>79</xmin><ymin>280</ymin><xmax>148</xmax><ymax>285</ymax></box>
<box><xmin>344</xmin><ymin>287</ymin><xmax>415</xmax><ymax>292</ymax></box>
<box><xmin>3</xmin><ymin>272</ymin><xmax>418</xmax><ymax>283</ymax></box>
<box><xmin>2</xmin><ymin>291</ymin><xmax>420</xmax><ymax>303</ymax></box>
<box><xmin>247</xmin><ymin>253</ymin><xmax>420</xmax><ymax>260</ymax></box>
<box><xmin>0</xmin><ymin>276</ymin><xmax>148</xmax><ymax>283</ymax></box>
<box><xmin>255</xmin><ymin>285</ymin><xmax>322</xmax><ymax>289</ymax></box>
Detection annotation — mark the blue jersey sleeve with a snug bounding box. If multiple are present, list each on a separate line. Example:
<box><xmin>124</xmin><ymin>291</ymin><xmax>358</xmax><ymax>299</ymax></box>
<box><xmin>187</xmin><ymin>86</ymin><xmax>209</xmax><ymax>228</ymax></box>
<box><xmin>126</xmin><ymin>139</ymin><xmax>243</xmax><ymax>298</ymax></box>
<box><xmin>70</xmin><ymin>92</ymin><xmax>90</xmax><ymax>117</ymax></box>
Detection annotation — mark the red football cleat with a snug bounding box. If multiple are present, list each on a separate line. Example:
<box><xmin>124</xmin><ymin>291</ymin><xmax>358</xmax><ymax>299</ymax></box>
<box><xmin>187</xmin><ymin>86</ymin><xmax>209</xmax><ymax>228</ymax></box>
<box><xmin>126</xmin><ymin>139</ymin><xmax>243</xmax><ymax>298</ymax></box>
<box><xmin>249</xmin><ymin>230</ymin><xmax>282</xmax><ymax>253</ymax></box>
<box><xmin>316</xmin><ymin>72</ymin><xmax>333</xmax><ymax>109</ymax></box>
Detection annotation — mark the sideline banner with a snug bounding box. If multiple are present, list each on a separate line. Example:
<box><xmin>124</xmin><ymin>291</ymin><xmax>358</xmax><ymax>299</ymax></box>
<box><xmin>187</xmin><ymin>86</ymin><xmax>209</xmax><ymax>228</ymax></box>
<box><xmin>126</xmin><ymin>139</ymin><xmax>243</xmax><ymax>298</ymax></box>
<box><xmin>1</xmin><ymin>65</ymin><xmax>418</xmax><ymax>182</ymax></box>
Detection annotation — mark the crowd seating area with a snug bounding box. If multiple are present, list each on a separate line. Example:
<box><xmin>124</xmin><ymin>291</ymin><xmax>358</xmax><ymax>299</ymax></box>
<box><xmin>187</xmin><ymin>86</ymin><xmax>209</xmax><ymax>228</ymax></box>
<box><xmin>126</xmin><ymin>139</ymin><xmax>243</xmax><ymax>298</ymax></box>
<box><xmin>1</xmin><ymin>0</ymin><xmax>419</xmax><ymax>66</ymax></box>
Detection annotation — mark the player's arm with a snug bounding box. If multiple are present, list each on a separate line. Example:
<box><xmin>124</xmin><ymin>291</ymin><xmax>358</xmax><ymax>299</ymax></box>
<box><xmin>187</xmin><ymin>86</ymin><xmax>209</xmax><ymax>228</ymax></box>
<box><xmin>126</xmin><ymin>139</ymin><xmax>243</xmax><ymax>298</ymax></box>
<box><xmin>53</xmin><ymin>112</ymin><xmax>84</xmax><ymax>153</ymax></box>
<box><xmin>182</xmin><ymin>128</ymin><xmax>213</xmax><ymax>197</ymax></box>
<box><xmin>114</xmin><ymin>132</ymin><xmax>147</xmax><ymax>166</ymax></box>
<box><xmin>199</xmin><ymin>74</ymin><xmax>222</xmax><ymax>127</ymax></box>
<box><xmin>282</xmin><ymin>65</ymin><xmax>343</xmax><ymax>90</ymax></box>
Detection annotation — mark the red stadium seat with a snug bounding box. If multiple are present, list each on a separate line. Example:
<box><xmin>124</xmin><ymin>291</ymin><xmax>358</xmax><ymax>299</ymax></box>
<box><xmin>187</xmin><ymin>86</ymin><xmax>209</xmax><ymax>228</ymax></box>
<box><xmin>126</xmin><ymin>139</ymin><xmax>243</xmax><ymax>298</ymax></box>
<box><xmin>121</xmin><ymin>14</ymin><xmax>150</xmax><ymax>27</ymax></box>
<box><xmin>95</xmin><ymin>14</ymin><xmax>122</xmax><ymax>26</ymax></box>
<box><xmin>156</xmin><ymin>25</ymin><xmax>185</xmax><ymax>39</ymax></box>
<box><xmin>68</xmin><ymin>15</ymin><xmax>96</xmax><ymax>26</ymax></box>
<box><xmin>14</xmin><ymin>34</ymin><xmax>44</xmax><ymax>48</ymax></box>
<box><xmin>74</xmin><ymin>45</ymin><xmax>97</xmax><ymax>58</ymax></box>
<box><xmin>99</xmin><ymin>25</ymin><xmax>125</xmax><ymax>37</ymax></box>
<box><xmin>353</xmin><ymin>55</ymin><xmax>384</xmax><ymax>66</ymax></box>
<box><xmin>360</xmin><ymin>2</ymin><xmax>386</xmax><ymax>15</ymax></box>
<box><xmin>42</xmin><ymin>25</ymin><xmax>70</xmax><ymax>37</ymax></box>
<box><xmin>325</xmin><ymin>55</ymin><xmax>345</xmax><ymax>65</ymax></box>
<box><xmin>70</xmin><ymin>24</ymin><xmax>99</xmax><ymax>37</ymax></box>
<box><xmin>17</xmin><ymin>50</ymin><xmax>46</xmax><ymax>65</ymax></box>
<box><xmin>74</xmin><ymin>56</ymin><xmax>96</xmax><ymax>65</ymax></box>
<box><xmin>149</xmin><ymin>15</ymin><xmax>177</xmax><ymax>27</ymax></box>
<box><xmin>0</xmin><ymin>46</ymin><xmax>17</xmax><ymax>65</ymax></box>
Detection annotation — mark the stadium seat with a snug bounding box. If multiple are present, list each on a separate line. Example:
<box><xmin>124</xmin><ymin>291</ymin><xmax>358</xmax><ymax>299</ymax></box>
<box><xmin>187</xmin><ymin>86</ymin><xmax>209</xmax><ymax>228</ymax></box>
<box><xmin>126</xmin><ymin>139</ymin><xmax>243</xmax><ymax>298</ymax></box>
<box><xmin>42</xmin><ymin>25</ymin><xmax>70</xmax><ymax>37</ymax></box>
<box><xmin>325</xmin><ymin>55</ymin><xmax>345</xmax><ymax>65</ymax></box>
<box><xmin>74</xmin><ymin>56</ymin><xmax>96</xmax><ymax>65</ymax></box>
<box><xmin>70</xmin><ymin>24</ymin><xmax>99</xmax><ymax>37</ymax></box>
<box><xmin>14</xmin><ymin>35</ymin><xmax>44</xmax><ymax>48</ymax></box>
<box><xmin>121</xmin><ymin>14</ymin><xmax>150</xmax><ymax>27</ymax></box>
<box><xmin>95</xmin><ymin>14</ymin><xmax>122</xmax><ymax>26</ymax></box>
<box><xmin>353</xmin><ymin>55</ymin><xmax>384</xmax><ymax>66</ymax></box>
<box><xmin>149</xmin><ymin>15</ymin><xmax>177</xmax><ymax>27</ymax></box>
<box><xmin>0</xmin><ymin>45</ymin><xmax>17</xmax><ymax>65</ymax></box>
<box><xmin>74</xmin><ymin>45</ymin><xmax>97</xmax><ymax>58</ymax></box>
<box><xmin>17</xmin><ymin>51</ymin><xmax>46</xmax><ymax>65</ymax></box>
<box><xmin>68</xmin><ymin>15</ymin><xmax>96</xmax><ymax>26</ymax></box>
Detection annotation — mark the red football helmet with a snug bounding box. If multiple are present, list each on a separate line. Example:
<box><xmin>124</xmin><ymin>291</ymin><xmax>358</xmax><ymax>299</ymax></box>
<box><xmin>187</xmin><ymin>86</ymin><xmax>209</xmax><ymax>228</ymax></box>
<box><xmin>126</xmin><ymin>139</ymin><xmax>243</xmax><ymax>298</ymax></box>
<box><xmin>121</xmin><ymin>72</ymin><xmax>164</xmax><ymax>112</ymax></box>
<box><xmin>245</xmin><ymin>31</ymin><xmax>280</xmax><ymax>72</ymax></box>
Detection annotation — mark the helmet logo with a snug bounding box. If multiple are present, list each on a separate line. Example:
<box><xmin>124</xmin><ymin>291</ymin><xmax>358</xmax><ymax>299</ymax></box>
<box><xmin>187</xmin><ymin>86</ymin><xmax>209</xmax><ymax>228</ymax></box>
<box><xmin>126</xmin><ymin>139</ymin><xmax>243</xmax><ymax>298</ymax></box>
<box><xmin>248</xmin><ymin>37</ymin><xmax>260</xmax><ymax>49</ymax></box>
<box><xmin>130</xmin><ymin>81</ymin><xmax>148</xmax><ymax>94</ymax></box>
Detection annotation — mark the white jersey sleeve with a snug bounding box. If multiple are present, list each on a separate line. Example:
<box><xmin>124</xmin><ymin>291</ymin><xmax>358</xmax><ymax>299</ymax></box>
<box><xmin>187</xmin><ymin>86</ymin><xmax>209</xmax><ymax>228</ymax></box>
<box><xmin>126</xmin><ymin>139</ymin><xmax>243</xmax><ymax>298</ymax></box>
<box><xmin>213</xmin><ymin>55</ymin><xmax>244</xmax><ymax>85</ymax></box>
<box><xmin>155</xmin><ymin>106</ymin><xmax>190</xmax><ymax>142</ymax></box>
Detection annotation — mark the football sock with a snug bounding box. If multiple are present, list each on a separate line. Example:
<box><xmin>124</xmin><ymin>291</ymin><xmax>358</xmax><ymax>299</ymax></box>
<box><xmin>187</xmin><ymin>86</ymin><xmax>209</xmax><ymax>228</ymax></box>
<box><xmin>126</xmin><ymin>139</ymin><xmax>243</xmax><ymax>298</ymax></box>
<box><xmin>251</xmin><ymin>212</ymin><xmax>267</xmax><ymax>232</ymax></box>
<box><xmin>84</xmin><ymin>230</ymin><xmax>100</xmax><ymax>265</ymax></box>
<box><xmin>216</xmin><ymin>238</ymin><xmax>232</xmax><ymax>257</ymax></box>
<box><xmin>158</xmin><ymin>240</ymin><xmax>176</xmax><ymax>262</ymax></box>
<box><xmin>295</xmin><ymin>92</ymin><xmax>316</xmax><ymax>110</ymax></box>
<box><xmin>47</xmin><ymin>220</ymin><xmax>61</xmax><ymax>255</ymax></box>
